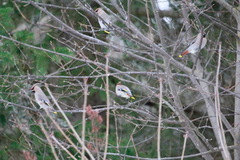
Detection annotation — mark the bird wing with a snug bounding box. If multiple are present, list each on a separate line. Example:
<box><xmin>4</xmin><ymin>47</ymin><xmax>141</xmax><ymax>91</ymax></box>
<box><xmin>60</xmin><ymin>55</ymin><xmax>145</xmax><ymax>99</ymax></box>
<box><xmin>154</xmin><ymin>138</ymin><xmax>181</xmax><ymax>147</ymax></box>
<box><xmin>188</xmin><ymin>34</ymin><xmax>207</xmax><ymax>52</ymax></box>
<box><xmin>200</xmin><ymin>37</ymin><xmax>207</xmax><ymax>49</ymax></box>
<box><xmin>186</xmin><ymin>35</ymin><xmax>198</xmax><ymax>49</ymax></box>
<box><xmin>36</xmin><ymin>92</ymin><xmax>51</xmax><ymax>107</ymax></box>
<box><xmin>120</xmin><ymin>88</ymin><xmax>133</xmax><ymax>97</ymax></box>
<box><xmin>98</xmin><ymin>19</ymin><xmax>104</xmax><ymax>28</ymax></box>
<box><xmin>40</xmin><ymin>99</ymin><xmax>50</xmax><ymax>106</ymax></box>
<box><xmin>100</xmin><ymin>11</ymin><xmax>111</xmax><ymax>24</ymax></box>
<box><xmin>120</xmin><ymin>88</ymin><xmax>128</xmax><ymax>93</ymax></box>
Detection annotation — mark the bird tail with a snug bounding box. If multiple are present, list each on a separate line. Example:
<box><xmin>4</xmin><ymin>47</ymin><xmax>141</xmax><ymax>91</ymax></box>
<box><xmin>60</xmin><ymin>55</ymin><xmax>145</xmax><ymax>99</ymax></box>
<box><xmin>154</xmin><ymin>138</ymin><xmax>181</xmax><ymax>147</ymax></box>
<box><xmin>179</xmin><ymin>50</ymin><xmax>189</xmax><ymax>58</ymax></box>
<box><xmin>104</xmin><ymin>30</ymin><xmax>110</xmax><ymax>34</ymax></box>
<box><xmin>130</xmin><ymin>96</ymin><xmax>135</xmax><ymax>100</ymax></box>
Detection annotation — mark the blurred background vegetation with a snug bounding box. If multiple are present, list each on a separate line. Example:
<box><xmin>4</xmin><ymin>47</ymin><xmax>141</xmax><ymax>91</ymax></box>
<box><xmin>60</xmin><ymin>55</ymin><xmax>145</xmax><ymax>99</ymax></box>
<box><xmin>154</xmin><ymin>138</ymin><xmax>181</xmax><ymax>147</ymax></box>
<box><xmin>0</xmin><ymin>0</ymin><xmax>239</xmax><ymax>159</ymax></box>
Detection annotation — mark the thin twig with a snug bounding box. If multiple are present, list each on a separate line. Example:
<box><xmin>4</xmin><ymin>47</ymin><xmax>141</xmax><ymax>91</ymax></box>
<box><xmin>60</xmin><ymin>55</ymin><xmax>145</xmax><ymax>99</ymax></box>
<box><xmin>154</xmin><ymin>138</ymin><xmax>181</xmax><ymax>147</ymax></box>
<box><xmin>39</xmin><ymin>119</ymin><xmax>59</xmax><ymax>160</ymax></box>
<box><xmin>214</xmin><ymin>42</ymin><xmax>232</xmax><ymax>159</ymax></box>
<box><xmin>157</xmin><ymin>77</ymin><xmax>163</xmax><ymax>160</ymax></box>
<box><xmin>82</xmin><ymin>78</ymin><xmax>88</xmax><ymax>160</ymax></box>
<box><xmin>51</xmin><ymin>136</ymin><xmax>78</xmax><ymax>160</ymax></box>
<box><xmin>45</xmin><ymin>83</ymin><xmax>95</xmax><ymax>160</ymax></box>
<box><xmin>131</xmin><ymin>127</ymin><xmax>139</xmax><ymax>160</ymax></box>
<box><xmin>103</xmin><ymin>54</ymin><xmax>110</xmax><ymax>160</ymax></box>
<box><xmin>181</xmin><ymin>131</ymin><xmax>188</xmax><ymax>160</ymax></box>
<box><xmin>44</xmin><ymin>108</ymin><xmax>86</xmax><ymax>158</ymax></box>
<box><xmin>113</xmin><ymin>110</ymin><xmax>121</xmax><ymax>154</ymax></box>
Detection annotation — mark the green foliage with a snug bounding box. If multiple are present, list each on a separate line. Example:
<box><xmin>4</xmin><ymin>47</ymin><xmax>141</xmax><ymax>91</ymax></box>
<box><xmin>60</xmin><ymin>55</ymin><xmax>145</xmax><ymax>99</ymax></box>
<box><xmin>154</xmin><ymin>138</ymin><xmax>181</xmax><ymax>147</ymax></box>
<box><xmin>0</xmin><ymin>114</ymin><xmax>6</xmax><ymax>126</ymax></box>
<box><xmin>51</xmin><ymin>47</ymin><xmax>75</xmax><ymax>64</ymax></box>
<box><xmin>0</xmin><ymin>149</ymin><xmax>8</xmax><ymax>160</ymax></box>
<box><xmin>89</xmin><ymin>78</ymin><xmax>107</xmax><ymax>101</ymax></box>
<box><xmin>14</xmin><ymin>30</ymin><xmax>34</xmax><ymax>44</ymax></box>
<box><xmin>0</xmin><ymin>50</ymin><xmax>15</xmax><ymax>72</ymax></box>
<box><xmin>34</xmin><ymin>50</ymin><xmax>50</xmax><ymax>76</ymax></box>
<box><xmin>0</xmin><ymin>7</ymin><xmax>14</xmax><ymax>35</ymax></box>
<box><xmin>9</xmin><ymin>141</ymin><xmax>21</xmax><ymax>150</ymax></box>
<box><xmin>0</xmin><ymin>30</ymin><xmax>34</xmax><ymax>73</ymax></box>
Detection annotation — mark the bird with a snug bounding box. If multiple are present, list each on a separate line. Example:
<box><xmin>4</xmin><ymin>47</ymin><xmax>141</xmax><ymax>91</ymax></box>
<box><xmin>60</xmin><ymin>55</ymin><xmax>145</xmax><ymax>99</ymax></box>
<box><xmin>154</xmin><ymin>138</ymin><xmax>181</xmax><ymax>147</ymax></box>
<box><xmin>115</xmin><ymin>82</ymin><xmax>135</xmax><ymax>100</ymax></box>
<box><xmin>179</xmin><ymin>32</ymin><xmax>207</xmax><ymax>57</ymax></box>
<box><xmin>30</xmin><ymin>84</ymin><xmax>57</xmax><ymax>114</ymax></box>
<box><xmin>95</xmin><ymin>8</ymin><xmax>111</xmax><ymax>34</ymax></box>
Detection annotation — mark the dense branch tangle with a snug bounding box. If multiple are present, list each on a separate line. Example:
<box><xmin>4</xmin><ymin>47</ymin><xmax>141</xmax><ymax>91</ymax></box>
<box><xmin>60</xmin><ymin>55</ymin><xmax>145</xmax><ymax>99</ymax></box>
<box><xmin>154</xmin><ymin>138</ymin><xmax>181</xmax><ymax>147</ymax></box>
<box><xmin>0</xmin><ymin>0</ymin><xmax>239</xmax><ymax>160</ymax></box>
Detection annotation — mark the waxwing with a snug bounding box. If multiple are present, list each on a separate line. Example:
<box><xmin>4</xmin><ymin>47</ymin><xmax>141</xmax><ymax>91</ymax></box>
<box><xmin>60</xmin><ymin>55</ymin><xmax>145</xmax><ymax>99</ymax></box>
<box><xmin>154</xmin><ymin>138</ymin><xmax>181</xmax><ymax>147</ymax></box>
<box><xmin>95</xmin><ymin>8</ymin><xmax>111</xmax><ymax>34</ymax></box>
<box><xmin>179</xmin><ymin>32</ymin><xmax>207</xmax><ymax>57</ymax></box>
<box><xmin>115</xmin><ymin>82</ymin><xmax>135</xmax><ymax>100</ymax></box>
<box><xmin>31</xmin><ymin>84</ymin><xmax>57</xmax><ymax>114</ymax></box>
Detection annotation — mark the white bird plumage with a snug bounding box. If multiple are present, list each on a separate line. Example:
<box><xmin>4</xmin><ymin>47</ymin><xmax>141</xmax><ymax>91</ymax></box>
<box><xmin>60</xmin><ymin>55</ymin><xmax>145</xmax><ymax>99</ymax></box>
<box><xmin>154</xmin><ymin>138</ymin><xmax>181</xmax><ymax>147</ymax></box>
<box><xmin>115</xmin><ymin>82</ymin><xmax>135</xmax><ymax>100</ymax></box>
<box><xmin>179</xmin><ymin>32</ymin><xmax>207</xmax><ymax>57</ymax></box>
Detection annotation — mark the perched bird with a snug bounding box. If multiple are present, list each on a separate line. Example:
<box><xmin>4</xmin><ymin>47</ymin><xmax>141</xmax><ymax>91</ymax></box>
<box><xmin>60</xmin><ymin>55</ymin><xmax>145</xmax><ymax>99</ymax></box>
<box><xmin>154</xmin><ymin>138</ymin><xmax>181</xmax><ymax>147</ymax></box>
<box><xmin>115</xmin><ymin>82</ymin><xmax>135</xmax><ymax>100</ymax></box>
<box><xmin>31</xmin><ymin>84</ymin><xmax>57</xmax><ymax>114</ymax></box>
<box><xmin>95</xmin><ymin>8</ymin><xmax>111</xmax><ymax>34</ymax></box>
<box><xmin>179</xmin><ymin>32</ymin><xmax>207</xmax><ymax>57</ymax></box>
